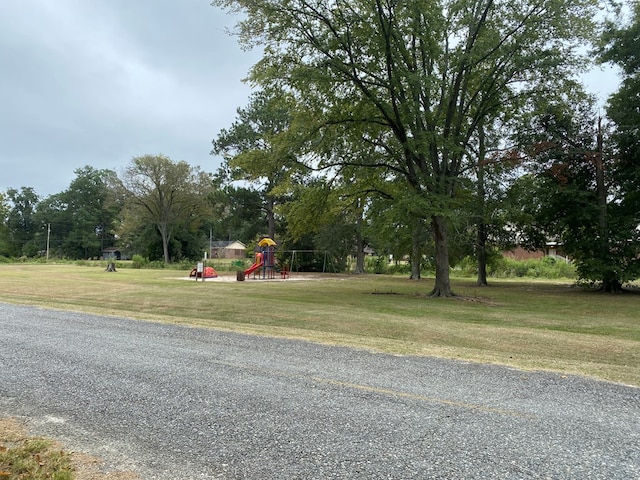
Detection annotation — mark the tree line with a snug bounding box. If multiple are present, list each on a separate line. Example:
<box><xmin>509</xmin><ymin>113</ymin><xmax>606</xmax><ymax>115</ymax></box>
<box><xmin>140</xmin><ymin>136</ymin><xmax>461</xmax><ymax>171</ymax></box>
<box><xmin>1</xmin><ymin>0</ymin><xmax>639</xmax><ymax>293</ymax></box>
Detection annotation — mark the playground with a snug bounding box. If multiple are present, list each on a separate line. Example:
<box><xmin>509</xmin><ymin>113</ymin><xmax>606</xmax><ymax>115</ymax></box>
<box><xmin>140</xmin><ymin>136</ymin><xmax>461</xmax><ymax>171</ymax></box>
<box><xmin>190</xmin><ymin>237</ymin><xmax>294</xmax><ymax>282</ymax></box>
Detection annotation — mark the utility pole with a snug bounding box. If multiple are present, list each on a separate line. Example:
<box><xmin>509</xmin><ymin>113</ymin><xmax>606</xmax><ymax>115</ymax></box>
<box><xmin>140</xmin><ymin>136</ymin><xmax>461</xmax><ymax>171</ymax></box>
<box><xmin>46</xmin><ymin>223</ymin><xmax>50</xmax><ymax>261</ymax></box>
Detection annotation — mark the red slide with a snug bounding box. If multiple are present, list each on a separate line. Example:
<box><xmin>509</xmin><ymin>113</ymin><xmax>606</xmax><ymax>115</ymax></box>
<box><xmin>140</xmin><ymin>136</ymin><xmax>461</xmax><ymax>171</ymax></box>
<box><xmin>244</xmin><ymin>252</ymin><xmax>264</xmax><ymax>276</ymax></box>
<box><xmin>244</xmin><ymin>261</ymin><xmax>263</xmax><ymax>276</ymax></box>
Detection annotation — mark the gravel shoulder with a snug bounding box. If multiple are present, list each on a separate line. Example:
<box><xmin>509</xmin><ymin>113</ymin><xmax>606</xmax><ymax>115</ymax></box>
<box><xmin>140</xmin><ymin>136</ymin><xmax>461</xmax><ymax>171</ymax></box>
<box><xmin>1</xmin><ymin>303</ymin><xmax>639</xmax><ymax>479</ymax></box>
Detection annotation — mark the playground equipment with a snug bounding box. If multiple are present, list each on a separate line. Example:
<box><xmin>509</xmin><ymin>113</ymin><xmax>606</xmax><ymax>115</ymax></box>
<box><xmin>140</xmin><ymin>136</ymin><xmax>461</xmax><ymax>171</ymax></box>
<box><xmin>244</xmin><ymin>251</ymin><xmax>264</xmax><ymax>276</ymax></box>
<box><xmin>189</xmin><ymin>265</ymin><xmax>218</xmax><ymax>279</ymax></box>
<box><xmin>241</xmin><ymin>237</ymin><xmax>279</xmax><ymax>280</ymax></box>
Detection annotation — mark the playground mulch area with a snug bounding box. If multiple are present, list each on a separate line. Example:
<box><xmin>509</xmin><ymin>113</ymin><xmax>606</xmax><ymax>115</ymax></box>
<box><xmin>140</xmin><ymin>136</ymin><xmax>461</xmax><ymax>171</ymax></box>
<box><xmin>181</xmin><ymin>272</ymin><xmax>331</xmax><ymax>282</ymax></box>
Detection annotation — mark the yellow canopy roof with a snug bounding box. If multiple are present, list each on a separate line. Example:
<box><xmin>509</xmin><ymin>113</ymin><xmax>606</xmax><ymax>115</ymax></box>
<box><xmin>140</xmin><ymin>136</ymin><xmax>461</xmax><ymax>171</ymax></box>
<box><xmin>258</xmin><ymin>237</ymin><xmax>277</xmax><ymax>247</ymax></box>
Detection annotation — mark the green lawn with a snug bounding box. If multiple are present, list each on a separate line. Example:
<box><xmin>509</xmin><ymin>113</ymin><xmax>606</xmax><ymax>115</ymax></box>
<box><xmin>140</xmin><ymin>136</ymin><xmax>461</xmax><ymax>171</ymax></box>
<box><xmin>1</xmin><ymin>263</ymin><xmax>638</xmax><ymax>386</ymax></box>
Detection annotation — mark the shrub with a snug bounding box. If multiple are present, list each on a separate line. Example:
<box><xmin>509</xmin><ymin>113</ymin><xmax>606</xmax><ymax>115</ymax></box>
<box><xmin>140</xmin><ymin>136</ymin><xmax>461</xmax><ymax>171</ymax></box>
<box><xmin>131</xmin><ymin>254</ymin><xmax>147</xmax><ymax>269</ymax></box>
<box><xmin>488</xmin><ymin>256</ymin><xmax>575</xmax><ymax>279</ymax></box>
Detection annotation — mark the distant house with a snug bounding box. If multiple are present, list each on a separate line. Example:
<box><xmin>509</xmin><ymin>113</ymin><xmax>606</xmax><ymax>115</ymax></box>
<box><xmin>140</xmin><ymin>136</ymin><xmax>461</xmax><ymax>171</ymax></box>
<box><xmin>210</xmin><ymin>240</ymin><xmax>247</xmax><ymax>259</ymax></box>
<box><xmin>503</xmin><ymin>242</ymin><xmax>569</xmax><ymax>262</ymax></box>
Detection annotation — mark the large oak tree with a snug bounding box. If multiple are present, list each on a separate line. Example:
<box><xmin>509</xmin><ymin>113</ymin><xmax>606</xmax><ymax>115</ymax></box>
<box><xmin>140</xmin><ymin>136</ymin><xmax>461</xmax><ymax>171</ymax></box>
<box><xmin>118</xmin><ymin>154</ymin><xmax>214</xmax><ymax>263</ymax></box>
<box><xmin>213</xmin><ymin>0</ymin><xmax>597</xmax><ymax>296</ymax></box>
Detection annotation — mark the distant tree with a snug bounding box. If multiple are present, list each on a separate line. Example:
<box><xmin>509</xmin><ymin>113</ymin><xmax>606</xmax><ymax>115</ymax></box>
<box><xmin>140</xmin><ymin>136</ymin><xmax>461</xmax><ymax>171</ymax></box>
<box><xmin>36</xmin><ymin>166</ymin><xmax>119</xmax><ymax>259</ymax></box>
<box><xmin>118</xmin><ymin>154</ymin><xmax>214</xmax><ymax>263</ymax></box>
<box><xmin>5</xmin><ymin>187</ymin><xmax>40</xmax><ymax>257</ymax></box>
<box><xmin>364</xmin><ymin>185</ymin><xmax>432</xmax><ymax>279</ymax></box>
<box><xmin>33</xmin><ymin>193</ymin><xmax>68</xmax><ymax>258</ymax></box>
<box><xmin>212</xmin><ymin>88</ymin><xmax>305</xmax><ymax>241</ymax></box>
<box><xmin>456</xmin><ymin>120</ymin><xmax>521</xmax><ymax>286</ymax></box>
<box><xmin>0</xmin><ymin>191</ymin><xmax>10</xmax><ymax>256</ymax></box>
<box><xmin>278</xmin><ymin>175</ymin><xmax>362</xmax><ymax>273</ymax></box>
<box><xmin>65</xmin><ymin>166</ymin><xmax>119</xmax><ymax>255</ymax></box>
<box><xmin>207</xmin><ymin>173</ymin><xmax>266</xmax><ymax>244</ymax></box>
<box><xmin>508</xmin><ymin>92</ymin><xmax>639</xmax><ymax>291</ymax></box>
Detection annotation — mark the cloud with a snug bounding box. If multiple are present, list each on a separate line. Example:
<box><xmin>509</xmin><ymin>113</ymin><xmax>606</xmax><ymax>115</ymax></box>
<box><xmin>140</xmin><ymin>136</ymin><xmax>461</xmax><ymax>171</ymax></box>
<box><xmin>0</xmin><ymin>0</ymin><xmax>259</xmax><ymax>197</ymax></box>
<box><xmin>0</xmin><ymin>0</ymin><xmax>623</xmax><ymax>198</ymax></box>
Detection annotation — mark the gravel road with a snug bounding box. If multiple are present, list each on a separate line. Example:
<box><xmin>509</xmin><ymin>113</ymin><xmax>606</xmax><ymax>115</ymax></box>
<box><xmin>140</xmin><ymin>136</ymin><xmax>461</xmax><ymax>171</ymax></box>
<box><xmin>0</xmin><ymin>302</ymin><xmax>638</xmax><ymax>479</ymax></box>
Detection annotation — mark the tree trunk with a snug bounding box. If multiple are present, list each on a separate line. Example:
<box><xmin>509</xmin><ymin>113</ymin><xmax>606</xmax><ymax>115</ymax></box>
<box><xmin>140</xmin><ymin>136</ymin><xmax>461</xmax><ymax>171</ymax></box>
<box><xmin>430</xmin><ymin>215</ymin><xmax>455</xmax><ymax>296</ymax></box>
<box><xmin>159</xmin><ymin>223</ymin><xmax>171</xmax><ymax>263</ymax></box>
<box><xmin>600</xmin><ymin>278</ymin><xmax>624</xmax><ymax>293</ymax></box>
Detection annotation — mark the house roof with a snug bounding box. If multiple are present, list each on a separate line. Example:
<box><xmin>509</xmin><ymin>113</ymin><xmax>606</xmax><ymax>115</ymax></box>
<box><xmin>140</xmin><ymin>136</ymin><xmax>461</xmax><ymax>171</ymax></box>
<box><xmin>211</xmin><ymin>240</ymin><xmax>246</xmax><ymax>249</ymax></box>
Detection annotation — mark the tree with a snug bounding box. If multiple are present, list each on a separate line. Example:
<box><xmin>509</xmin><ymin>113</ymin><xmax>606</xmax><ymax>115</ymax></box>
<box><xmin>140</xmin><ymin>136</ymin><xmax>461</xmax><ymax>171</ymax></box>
<box><xmin>279</xmin><ymin>174</ymin><xmax>366</xmax><ymax>273</ymax></box>
<box><xmin>207</xmin><ymin>179</ymin><xmax>266</xmax><ymax>243</ymax></box>
<box><xmin>593</xmin><ymin>1</ymin><xmax>640</xmax><ymax>290</ymax></box>
<box><xmin>118</xmin><ymin>154</ymin><xmax>214</xmax><ymax>263</ymax></box>
<box><xmin>5</xmin><ymin>187</ymin><xmax>40</xmax><ymax>257</ymax></box>
<box><xmin>508</xmin><ymin>92</ymin><xmax>640</xmax><ymax>292</ymax></box>
<box><xmin>36</xmin><ymin>167</ymin><xmax>119</xmax><ymax>259</ymax></box>
<box><xmin>0</xmin><ymin>191</ymin><xmax>10</xmax><ymax>257</ymax></box>
<box><xmin>212</xmin><ymin>88</ymin><xmax>306</xmax><ymax>241</ymax></box>
<box><xmin>213</xmin><ymin>0</ymin><xmax>598</xmax><ymax>296</ymax></box>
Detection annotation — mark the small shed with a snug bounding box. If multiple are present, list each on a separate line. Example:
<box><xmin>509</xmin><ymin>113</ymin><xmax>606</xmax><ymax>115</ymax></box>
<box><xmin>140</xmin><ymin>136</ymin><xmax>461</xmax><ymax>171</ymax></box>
<box><xmin>210</xmin><ymin>240</ymin><xmax>247</xmax><ymax>259</ymax></box>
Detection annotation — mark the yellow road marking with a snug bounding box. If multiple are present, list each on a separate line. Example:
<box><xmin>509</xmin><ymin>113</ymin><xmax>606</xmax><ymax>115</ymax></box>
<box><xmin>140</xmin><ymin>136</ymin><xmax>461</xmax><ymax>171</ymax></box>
<box><xmin>207</xmin><ymin>358</ymin><xmax>535</xmax><ymax>418</ymax></box>
<box><xmin>311</xmin><ymin>377</ymin><xmax>536</xmax><ymax>418</ymax></box>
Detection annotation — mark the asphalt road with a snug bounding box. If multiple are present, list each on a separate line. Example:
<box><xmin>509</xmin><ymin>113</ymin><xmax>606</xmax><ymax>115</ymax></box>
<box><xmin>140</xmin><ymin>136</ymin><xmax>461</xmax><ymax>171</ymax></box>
<box><xmin>0</xmin><ymin>302</ymin><xmax>638</xmax><ymax>479</ymax></box>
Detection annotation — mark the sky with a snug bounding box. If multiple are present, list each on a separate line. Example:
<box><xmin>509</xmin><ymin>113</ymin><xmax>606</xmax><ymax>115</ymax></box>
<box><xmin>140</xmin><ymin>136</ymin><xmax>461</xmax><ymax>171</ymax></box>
<box><xmin>1</xmin><ymin>0</ymin><xmax>261</xmax><ymax>197</ymax></box>
<box><xmin>1</xmin><ymin>1</ymin><xmax>622</xmax><ymax>198</ymax></box>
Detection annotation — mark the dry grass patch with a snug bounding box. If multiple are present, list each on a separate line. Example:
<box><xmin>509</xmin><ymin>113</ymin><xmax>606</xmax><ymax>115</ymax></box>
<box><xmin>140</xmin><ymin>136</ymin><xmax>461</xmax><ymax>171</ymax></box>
<box><xmin>0</xmin><ymin>418</ymin><xmax>138</xmax><ymax>480</ymax></box>
<box><xmin>0</xmin><ymin>264</ymin><xmax>639</xmax><ymax>386</ymax></box>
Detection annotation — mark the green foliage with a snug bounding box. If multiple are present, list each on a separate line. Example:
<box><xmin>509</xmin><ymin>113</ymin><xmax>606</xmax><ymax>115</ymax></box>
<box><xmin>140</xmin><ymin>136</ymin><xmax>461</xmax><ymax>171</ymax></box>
<box><xmin>456</xmin><ymin>255</ymin><xmax>576</xmax><ymax>279</ymax></box>
<box><xmin>213</xmin><ymin>0</ymin><xmax>598</xmax><ymax>296</ymax></box>
<box><xmin>509</xmin><ymin>91</ymin><xmax>640</xmax><ymax>290</ymax></box>
<box><xmin>593</xmin><ymin>2</ymin><xmax>640</xmax><ymax>290</ymax></box>
<box><xmin>372</xmin><ymin>256</ymin><xmax>388</xmax><ymax>275</ymax></box>
<box><xmin>131</xmin><ymin>254</ymin><xmax>148</xmax><ymax>269</ymax></box>
<box><xmin>362</xmin><ymin>256</ymin><xmax>433</xmax><ymax>276</ymax></box>
<box><xmin>4</xmin><ymin>187</ymin><xmax>40</xmax><ymax>257</ymax></box>
<box><xmin>383</xmin><ymin>263</ymin><xmax>412</xmax><ymax>276</ymax></box>
<box><xmin>118</xmin><ymin>154</ymin><xmax>214</xmax><ymax>264</ymax></box>
<box><xmin>212</xmin><ymin>88</ymin><xmax>306</xmax><ymax>240</ymax></box>
<box><xmin>207</xmin><ymin>182</ymin><xmax>265</xmax><ymax>243</ymax></box>
<box><xmin>37</xmin><ymin>166</ymin><xmax>119</xmax><ymax>260</ymax></box>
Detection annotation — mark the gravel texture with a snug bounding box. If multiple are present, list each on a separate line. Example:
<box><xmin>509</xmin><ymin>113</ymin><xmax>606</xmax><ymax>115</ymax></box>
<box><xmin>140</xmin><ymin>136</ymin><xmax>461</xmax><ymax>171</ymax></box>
<box><xmin>0</xmin><ymin>302</ymin><xmax>638</xmax><ymax>479</ymax></box>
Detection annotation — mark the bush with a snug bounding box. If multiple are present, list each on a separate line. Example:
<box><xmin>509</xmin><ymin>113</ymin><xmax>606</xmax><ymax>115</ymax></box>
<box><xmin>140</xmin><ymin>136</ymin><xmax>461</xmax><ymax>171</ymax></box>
<box><xmin>488</xmin><ymin>256</ymin><xmax>575</xmax><ymax>279</ymax></box>
<box><xmin>147</xmin><ymin>260</ymin><xmax>166</xmax><ymax>269</ymax></box>
<box><xmin>131</xmin><ymin>254</ymin><xmax>148</xmax><ymax>269</ymax></box>
<box><xmin>385</xmin><ymin>263</ymin><xmax>412</xmax><ymax>275</ymax></box>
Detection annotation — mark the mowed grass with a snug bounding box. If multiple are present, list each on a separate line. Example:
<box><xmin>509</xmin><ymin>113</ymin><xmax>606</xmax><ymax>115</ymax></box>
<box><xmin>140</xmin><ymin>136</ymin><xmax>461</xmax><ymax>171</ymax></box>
<box><xmin>1</xmin><ymin>264</ymin><xmax>638</xmax><ymax>386</ymax></box>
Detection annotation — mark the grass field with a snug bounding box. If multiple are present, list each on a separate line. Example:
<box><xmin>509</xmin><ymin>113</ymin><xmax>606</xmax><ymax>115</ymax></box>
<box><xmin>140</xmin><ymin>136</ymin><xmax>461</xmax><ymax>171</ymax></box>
<box><xmin>0</xmin><ymin>263</ymin><xmax>638</xmax><ymax>387</ymax></box>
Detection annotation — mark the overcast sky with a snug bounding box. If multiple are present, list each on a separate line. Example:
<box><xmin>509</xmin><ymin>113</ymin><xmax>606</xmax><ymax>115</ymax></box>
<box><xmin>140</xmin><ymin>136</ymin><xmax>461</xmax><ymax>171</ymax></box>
<box><xmin>1</xmin><ymin>0</ymin><xmax>261</xmax><ymax>197</ymax></box>
<box><xmin>1</xmin><ymin>1</ymin><xmax>621</xmax><ymax>198</ymax></box>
